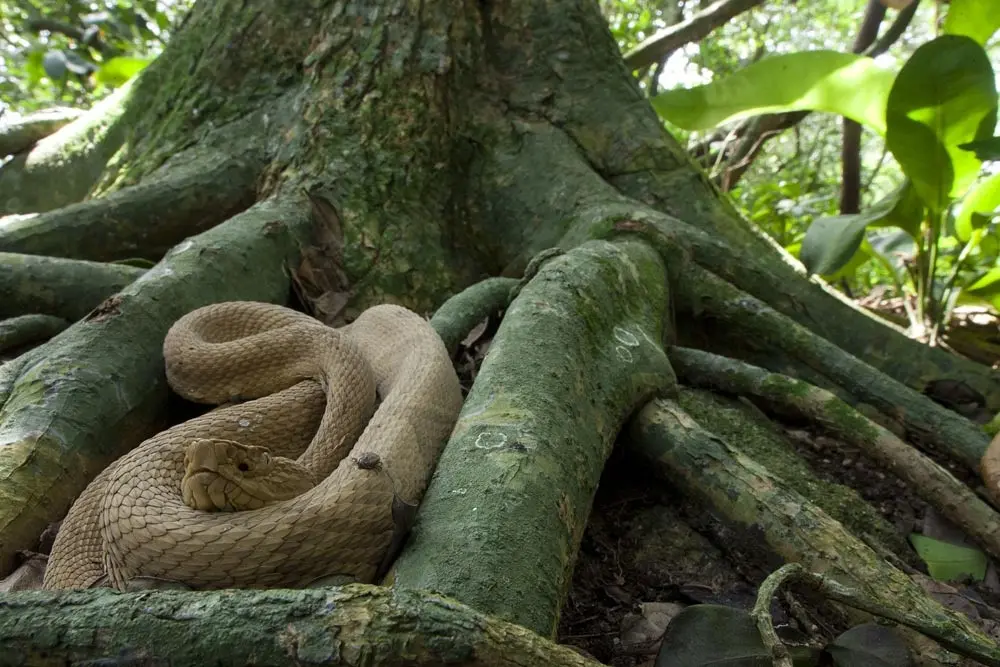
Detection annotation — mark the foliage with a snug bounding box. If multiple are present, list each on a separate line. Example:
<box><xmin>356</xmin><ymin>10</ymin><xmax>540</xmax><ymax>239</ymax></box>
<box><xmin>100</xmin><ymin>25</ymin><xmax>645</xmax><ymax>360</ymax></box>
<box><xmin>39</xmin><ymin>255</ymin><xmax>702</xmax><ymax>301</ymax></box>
<box><xmin>654</xmin><ymin>604</ymin><xmax>910</xmax><ymax>667</ymax></box>
<box><xmin>646</xmin><ymin>0</ymin><xmax>1000</xmax><ymax>340</ymax></box>
<box><xmin>0</xmin><ymin>0</ymin><xmax>191</xmax><ymax>115</ymax></box>
<box><xmin>601</xmin><ymin>1</ymin><xmax>911</xmax><ymax>296</ymax></box>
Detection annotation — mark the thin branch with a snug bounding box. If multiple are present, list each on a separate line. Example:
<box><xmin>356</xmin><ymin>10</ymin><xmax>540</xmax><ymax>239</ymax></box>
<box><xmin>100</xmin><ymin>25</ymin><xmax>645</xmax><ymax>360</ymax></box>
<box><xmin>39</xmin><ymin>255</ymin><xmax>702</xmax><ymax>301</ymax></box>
<box><xmin>23</xmin><ymin>18</ymin><xmax>118</xmax><ymax>56</ymax></box>
<box><xmin>623</xmin><ymin>0</ymin><xmax>767</xmax><ymax>71</ymax></box>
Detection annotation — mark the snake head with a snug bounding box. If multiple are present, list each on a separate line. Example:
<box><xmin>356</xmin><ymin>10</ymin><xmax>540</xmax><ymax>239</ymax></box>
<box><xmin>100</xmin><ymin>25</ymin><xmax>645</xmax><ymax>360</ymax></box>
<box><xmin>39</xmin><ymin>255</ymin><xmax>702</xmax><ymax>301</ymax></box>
<box><xmin>182</xmin><ymin>438</ymin><xmax>316</xmax><ymax>512</ymax></box>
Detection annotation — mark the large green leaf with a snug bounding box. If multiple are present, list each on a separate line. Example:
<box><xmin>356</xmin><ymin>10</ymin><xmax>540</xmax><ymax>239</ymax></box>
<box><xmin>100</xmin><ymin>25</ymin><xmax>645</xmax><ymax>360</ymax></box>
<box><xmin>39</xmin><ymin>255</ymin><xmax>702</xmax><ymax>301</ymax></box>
<box><xmin>959</xmin><ymin>137</ymin><xmax>1000</xmax><ymax>162</ymax></box>
<box><xmin>867</xmin><ymin>229</ymin><xmax>916</xmax><ymax>279</ymax></box>
<box><xmin>955</xmin><ymin>172</ymin><xmax>1000</xmax><ymax>241</ymax></box>
<box><xmin>943</xmin><ymin>0</ymin><xmax>1000</xmax><ymax>46</ymax></box>
<box><xmin>651</xmin><ymin>51</ymin><xmax>896</xmax><ymax>135</ymax></box>
<box><xmin>799</xmin><ymin>183</ymin><xmax>920</xmax><ymax>276</ymax></box>
<box><xmin>885</xmin><ymin>35</ymin><xmax>998</xmax><ymax>214</ymax></box>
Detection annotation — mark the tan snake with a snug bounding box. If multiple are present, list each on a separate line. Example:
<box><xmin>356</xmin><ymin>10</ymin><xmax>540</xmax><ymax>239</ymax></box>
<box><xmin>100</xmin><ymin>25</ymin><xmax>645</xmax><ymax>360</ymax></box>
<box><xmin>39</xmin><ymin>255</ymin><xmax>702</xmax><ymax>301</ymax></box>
<box><xmin>43</xmin><ymin>301</ymin><xmax>463</xmax><ymax>590</ymax></box>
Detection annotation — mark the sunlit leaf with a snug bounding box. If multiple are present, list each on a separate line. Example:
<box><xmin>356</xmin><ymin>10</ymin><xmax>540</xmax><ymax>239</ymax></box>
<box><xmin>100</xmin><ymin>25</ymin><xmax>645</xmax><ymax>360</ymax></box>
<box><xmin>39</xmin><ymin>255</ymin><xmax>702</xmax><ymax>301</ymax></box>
<box><xmin>651</xmin><ymin>51</ymin><xmax>896</xmax><ymax>134</ymax></box>
<box><xmin>94</xmin><ymin>57</ymin><xmax>152</xmax><ymax>87</ymax></box>
<box><xmin>943</xmin><ymin>0</ymin><xmax>1000</xmax><ymax>46</ymax></box>
<box><xmin>964</xmin><ymin>267</ymin><xmax>1000</xmax><ymax>310</ymax></box>
<box><xmin>955</xmin><ymin>172</ymin><xmax>1000</xmax><ymax>241</ymax></box>
<box><xmin>885</xmin><ymin>35</ymin><xmax>998</xmax><ymax>214</ymax></box>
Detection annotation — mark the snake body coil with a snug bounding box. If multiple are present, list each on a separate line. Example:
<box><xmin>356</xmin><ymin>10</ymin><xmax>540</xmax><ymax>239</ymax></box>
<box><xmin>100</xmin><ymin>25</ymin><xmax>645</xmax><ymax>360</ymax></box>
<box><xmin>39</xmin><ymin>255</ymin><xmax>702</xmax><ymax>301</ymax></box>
<box><xmin>44</xmin><ymin>301</ymin><xmax>463</xmax><ymax>590</ymax></box>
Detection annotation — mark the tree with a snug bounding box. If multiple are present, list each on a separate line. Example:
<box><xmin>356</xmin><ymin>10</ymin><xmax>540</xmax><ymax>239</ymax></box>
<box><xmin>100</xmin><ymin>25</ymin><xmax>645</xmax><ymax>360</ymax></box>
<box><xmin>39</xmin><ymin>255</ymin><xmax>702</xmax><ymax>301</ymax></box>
<box><xmin>0</xmin><ymin>0</ymin><xmax>998</xmax><ymax>664</ymax></box>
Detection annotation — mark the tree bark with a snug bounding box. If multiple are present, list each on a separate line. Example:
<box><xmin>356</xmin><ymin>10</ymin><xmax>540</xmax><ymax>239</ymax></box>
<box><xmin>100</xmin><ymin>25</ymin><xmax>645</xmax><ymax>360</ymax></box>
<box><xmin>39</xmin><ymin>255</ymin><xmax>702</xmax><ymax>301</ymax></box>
<box><xmin>627</xmin><ymin>399</ymin><xmax>1000</xmax><ymax>666</ymax></box>
<box><xmin>0</xmin><ymin>153</ymin><xmax>262</xmax><ymax>262</ymax></box>
<box><xmin>0</xmin><ymin>584</ymin><xmax>602</xmax><ymax>667</ymax></box>
<box><xmin>0</xmin><ymin>315</ymin><xmax>68</xmax><ymax>357</ymax></box>
<box><xmin>0</xmin><ymin>107</ymin><xmax>83</xmax><ymax>158</ymax></box>
<box><xmin>0</xmin><ymin>253</ymin><xmax>146</xmax><ymax>321</ymax></box>
<box><xmin>0</xmin><ymin>84</ymin><xmax>131</xmax><ymax>214</ymax></box>
<box><xmin>393</xmin><ymin>239</ymin><xmax>676</xmax><ymax>637</ymax></box>
<box><xmin>622</xmin><ymin>0</ymin><xmax>767</xmax><ymax>71</ymax></box>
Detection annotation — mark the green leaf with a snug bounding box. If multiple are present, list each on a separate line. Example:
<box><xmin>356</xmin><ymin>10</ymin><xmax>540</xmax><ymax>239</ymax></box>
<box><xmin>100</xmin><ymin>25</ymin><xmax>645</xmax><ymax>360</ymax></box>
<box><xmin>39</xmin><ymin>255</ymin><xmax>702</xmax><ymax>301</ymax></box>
<box><xmin>800</xmin><ymin>183</ymin><xmax>920</xmax><ymax>276</ymax></box>
<box><xmin>964</xmin><ymin>267</ymin><xmax>1000</xmax><ymax>310</ymax></box>
<box><xmin>875</xmin><ymin>180</ymin><xmax>924</xmax><ymax>237</ymax></box>
<box><xmin>655</xmin><ymin>604</ymin><xmax>821</xmax><ymax>667</ymax></box>
<box><xmin>943</xmin><ymin>0</ymin><xmax>1000</xmax><ymax>46</ymax></box>
<box><xmin>885</xmin><ymin>35</ymin><xmax>998</xmax><ymax>214</ymax></box>
<box><xmin>94</xmin><ymin>57</ymin><xmax>152</xmax><ymax>87</ymax></box>
<box><xmin>866</xmin><ymin>229</ymin><xmax>916</xmax><ymax>278</ymax></box>
<box><xmin>826</xmin><ymin>624</ymin><xmax>912</xmax><ymax>667</ymax></box>
<box><xmin>959</xmin><ymin>137</ymin><xmax>1000</xmax><ymax>161</ymax></box>
<box><xmin>909</xmin><ymin>534</ymin><xmax>988</xmax><ymax>582</ymax></box>
<box><xmin>800</xmin><ymin>216</ymin><xmax>868</xmax><ymax>277</ymax></box>
<box><xmin>955</xmin><ymin>172</ymin><xmax>1000</xmax><ymax>241</ymax></box>
<box><xmin>651</xmin><ymin>51</ymin><xmax>896</xmax><ymax>135</ymax></box>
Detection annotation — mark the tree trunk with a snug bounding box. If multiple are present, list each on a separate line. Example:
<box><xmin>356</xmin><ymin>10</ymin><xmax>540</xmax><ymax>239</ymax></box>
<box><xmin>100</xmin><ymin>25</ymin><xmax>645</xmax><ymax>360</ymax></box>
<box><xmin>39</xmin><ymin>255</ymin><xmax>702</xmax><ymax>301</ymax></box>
<box><xmin>1</xmin><ymin>0</ymin><xmax>998</xmax><ymax>663</ymax></box>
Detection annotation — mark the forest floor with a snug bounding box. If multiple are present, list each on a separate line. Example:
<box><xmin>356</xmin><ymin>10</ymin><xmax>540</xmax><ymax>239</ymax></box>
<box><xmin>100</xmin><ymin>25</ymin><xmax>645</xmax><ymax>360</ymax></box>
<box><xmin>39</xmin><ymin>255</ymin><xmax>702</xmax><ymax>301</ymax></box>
<box><xmin>544</xmin><ymin>300</ymin><xmax>1000</xmax><ymax>667</ymax></box>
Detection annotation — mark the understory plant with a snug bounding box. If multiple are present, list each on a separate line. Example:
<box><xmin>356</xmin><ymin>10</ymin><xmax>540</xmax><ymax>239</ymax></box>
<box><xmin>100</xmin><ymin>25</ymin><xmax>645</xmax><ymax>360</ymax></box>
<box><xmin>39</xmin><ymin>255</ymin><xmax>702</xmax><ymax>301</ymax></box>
<box><xmin>651</xmin><ymin>0</ymin><xmax>1000</xmax><ymax>343</ymax></box>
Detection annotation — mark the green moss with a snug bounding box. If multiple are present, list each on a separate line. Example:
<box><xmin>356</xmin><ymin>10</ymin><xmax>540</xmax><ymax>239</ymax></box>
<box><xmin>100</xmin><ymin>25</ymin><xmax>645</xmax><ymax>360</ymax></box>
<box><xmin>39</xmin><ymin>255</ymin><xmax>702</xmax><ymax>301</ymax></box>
<box><xmin>676</xmin><ymin>387</ymin><xmax>911</xmax><ymax>558</ymax></box>
<box><xmin>394</xmin><ymin>239</ymin><xmax>676</xmax><ymax>636</ymax></box>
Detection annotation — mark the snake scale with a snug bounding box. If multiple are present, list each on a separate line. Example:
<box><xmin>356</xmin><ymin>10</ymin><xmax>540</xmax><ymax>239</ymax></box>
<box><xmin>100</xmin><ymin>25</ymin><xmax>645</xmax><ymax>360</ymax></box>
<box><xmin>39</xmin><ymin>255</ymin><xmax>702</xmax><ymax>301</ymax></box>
<box><xmin>43</xmin><ymin>301</ymin><xmax>463</xmax><ymax>590</ymax></box>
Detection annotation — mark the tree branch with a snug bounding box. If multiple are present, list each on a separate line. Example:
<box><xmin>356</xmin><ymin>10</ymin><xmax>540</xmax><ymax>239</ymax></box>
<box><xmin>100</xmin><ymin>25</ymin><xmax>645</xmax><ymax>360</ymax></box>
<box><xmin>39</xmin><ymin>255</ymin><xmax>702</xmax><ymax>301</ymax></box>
<box><xmin>623</xmin><ymin>0</ymin><xmax>766</xmax><ymax>71</ymax></box>
<box><xmin>23</xmin><ymin>18</ymin><xmax>117</xmax><ymax>56</ymax></box>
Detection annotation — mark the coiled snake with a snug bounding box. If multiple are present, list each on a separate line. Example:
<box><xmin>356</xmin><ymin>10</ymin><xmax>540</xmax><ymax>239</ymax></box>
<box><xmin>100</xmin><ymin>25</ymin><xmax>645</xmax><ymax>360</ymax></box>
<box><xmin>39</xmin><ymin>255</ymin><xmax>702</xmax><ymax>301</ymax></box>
<box><xmin>43</xmin><ymin>301</ymin><xmax>463</xmax><ymax>590</ymax></box>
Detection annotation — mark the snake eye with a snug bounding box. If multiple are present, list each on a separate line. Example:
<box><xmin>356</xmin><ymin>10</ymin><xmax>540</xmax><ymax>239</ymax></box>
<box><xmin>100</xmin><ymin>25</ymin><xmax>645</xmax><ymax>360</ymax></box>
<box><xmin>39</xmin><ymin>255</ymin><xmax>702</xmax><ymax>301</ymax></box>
<box><xmin>238</xmin><ymin>462</ymin><xmax>250</xmax><ymax>472</ymax></box>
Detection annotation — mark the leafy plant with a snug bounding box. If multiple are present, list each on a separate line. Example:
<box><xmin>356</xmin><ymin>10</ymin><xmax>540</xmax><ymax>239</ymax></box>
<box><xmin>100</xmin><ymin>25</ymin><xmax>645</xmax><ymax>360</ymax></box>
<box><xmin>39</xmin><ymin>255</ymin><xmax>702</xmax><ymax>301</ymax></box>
<box><xmin>650</xmin><ymin>0</ymin><xmax>1000</xmax><ymax>342</ymax></box>
<box><xmin>0</xmin><ymin>0</ymin><xmax>191</xmax><ymax>115</ymax></box>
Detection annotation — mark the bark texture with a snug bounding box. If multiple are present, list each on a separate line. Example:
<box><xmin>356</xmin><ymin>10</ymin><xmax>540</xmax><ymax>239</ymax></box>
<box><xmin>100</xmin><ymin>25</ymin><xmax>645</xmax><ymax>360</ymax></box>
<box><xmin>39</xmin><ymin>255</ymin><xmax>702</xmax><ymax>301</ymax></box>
<box><xmin>393</xmin><ymin>239</ymin><xmax>676</xmax><ymax>636</ymax></box>
<box><xmin>0</xmin><ymin>84</ymin><xmax>132</xmax><ymax>214</ymax></box>
<box><xmin>627</xmin><ymin>399</ymin><xmax>1000</xmax><ymax>666</ymax></box>
<box><xmin>0</xmin><ymin>253</ymin><xmax>146</xmax><ymax>321</ymax></box>
<box><xmin>0</xmin><ymin>584</ymin><xmax>602</xmax><ymax>667</ymax></box>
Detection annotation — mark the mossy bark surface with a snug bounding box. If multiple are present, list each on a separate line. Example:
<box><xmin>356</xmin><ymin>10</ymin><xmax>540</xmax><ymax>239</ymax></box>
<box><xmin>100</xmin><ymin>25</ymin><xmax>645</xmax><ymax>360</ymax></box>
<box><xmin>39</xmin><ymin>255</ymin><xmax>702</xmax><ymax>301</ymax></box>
<box><xmin>627</xmin><ymin>398</ymin><xmax>998</xmax><ymax>659</ymax></box>
<box><xmin>393</xmin><ymin>239</ymin><xmax>676</xmax><ymax>637</ymax></box>
<box><xmin>0</xmin><ymin>154</ymin><xmax>262</xmax><ymax>262</ymax></box>
<box><xmin>0</xmin><ymin>85</ymin><xmax>132</xmax><ymax>215</ymax></box>
<box><xmin>0</xmin><ymin>584</ymin><xmax>602</xmax><ymax>667</ymax></box>
<box><xmin>0</xmin><ymin>253</ymin><xmax>146</xmax><ymax>321</ymax></box>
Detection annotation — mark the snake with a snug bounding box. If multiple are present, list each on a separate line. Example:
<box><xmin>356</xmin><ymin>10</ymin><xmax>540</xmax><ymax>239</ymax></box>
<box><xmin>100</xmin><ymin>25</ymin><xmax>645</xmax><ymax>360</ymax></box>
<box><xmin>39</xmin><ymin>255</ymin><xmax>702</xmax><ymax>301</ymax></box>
<box><xmin>43</xmin><ymin>301</ymin><xmax>463</xmax><ymax>590</ymax></box>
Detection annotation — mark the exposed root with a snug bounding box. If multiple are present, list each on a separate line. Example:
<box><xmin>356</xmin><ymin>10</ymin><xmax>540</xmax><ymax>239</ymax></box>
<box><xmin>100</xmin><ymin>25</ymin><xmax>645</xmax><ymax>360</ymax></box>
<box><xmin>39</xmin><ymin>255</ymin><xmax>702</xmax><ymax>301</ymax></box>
<box><xmin>0</xmin><ymin>152</ymin><xmax>262</xmax><ymax>262</ymax></box>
